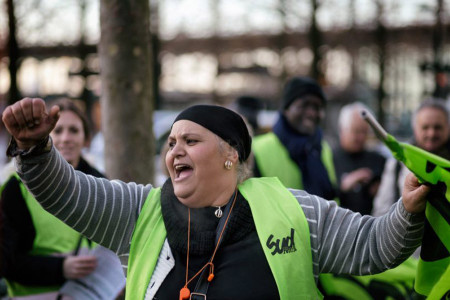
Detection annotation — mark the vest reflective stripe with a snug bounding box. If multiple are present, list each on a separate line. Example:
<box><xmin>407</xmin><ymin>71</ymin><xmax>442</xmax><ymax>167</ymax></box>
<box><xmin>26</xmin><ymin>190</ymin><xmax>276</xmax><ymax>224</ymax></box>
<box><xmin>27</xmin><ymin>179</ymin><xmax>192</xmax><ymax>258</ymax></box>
<box><xmin>127</xmin><ymin>178</ymin><xmax>318</xmax><ymax>299</ymax></box>
<box><xmin>2</xmin><ymin>174</ymin><xmax>86</xmax><ymax>297</ymax></box>
<box><xmin>252</xmin><ymin>132</ymin><xmax>337</xmax><ymax>189</ymax></box>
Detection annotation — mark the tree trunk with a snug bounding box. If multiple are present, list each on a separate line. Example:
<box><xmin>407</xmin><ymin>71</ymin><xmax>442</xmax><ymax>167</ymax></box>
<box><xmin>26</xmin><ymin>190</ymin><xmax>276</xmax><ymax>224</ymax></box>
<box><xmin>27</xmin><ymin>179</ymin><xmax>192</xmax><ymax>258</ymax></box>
<box><xmin>309</xmin><ymin>0</ymin><xmax>324</xmax><ymax>82</ymax></box>
<box><xmin>433</xmin><ymin>0</ymin><xmax>444</xmax><ymax>67</ymax></box>
<box><xmin>375</xmin><ymin>0</ymin><xmax>386</xmax><ymax>127</ymax></box>
<box><xmin>98</xmin><ymin>0</ymin><xmax>155</xmax><ymax>183</ymax></box>
<box><xmin>150</xmin><ymin>0</ymin><xmax>161</xmax><ymax>109</ymax></box>
<box><xmin>276</xmin><ymin>0</ymin><xmax>289</xmax><ymax>107</ymax></box>
<box><xmin>7</xmin><ymin>0</ymin><xmax>19</xmax><ymax>104</ymax></box>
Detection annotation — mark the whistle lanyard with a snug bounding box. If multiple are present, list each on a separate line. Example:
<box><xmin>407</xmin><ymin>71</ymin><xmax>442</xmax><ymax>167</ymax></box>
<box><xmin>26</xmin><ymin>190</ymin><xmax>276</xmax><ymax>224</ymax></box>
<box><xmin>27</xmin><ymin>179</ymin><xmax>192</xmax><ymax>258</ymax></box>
<box><xmin>180</xmin><ymin>190</ymin><xmax>238</xmax><ymax>300</ymax></box>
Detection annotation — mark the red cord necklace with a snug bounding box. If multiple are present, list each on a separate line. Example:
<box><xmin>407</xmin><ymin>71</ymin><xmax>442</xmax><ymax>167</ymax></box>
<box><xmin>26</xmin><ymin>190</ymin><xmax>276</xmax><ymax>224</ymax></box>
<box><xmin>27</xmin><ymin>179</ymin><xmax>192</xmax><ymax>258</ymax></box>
<box><xmin>179</xmin><ymin>190</ymin><xmax>238</xmax><ymax>300</ymax></box>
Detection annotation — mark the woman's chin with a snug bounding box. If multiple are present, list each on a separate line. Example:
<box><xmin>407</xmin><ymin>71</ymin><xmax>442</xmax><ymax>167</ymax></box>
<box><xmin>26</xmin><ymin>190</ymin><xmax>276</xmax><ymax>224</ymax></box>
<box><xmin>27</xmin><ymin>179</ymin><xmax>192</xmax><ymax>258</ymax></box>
<box><xmin>174</xmin><ymin>191</ymin><xmax>190</xmax><ymax>202</ymax></box>
<box><xmin>173</xmin><ymin>190</ymin><xmax>203</xmax><ymax>208</ymax></box>
<box><xmin>62</xmin><ymin>156</ymin><xmax>78</xmax><ymax>167</ymax></box>
<box><xmin>59</xmin><ymin>151</ymin><xmax>75</xmax><ymax>162</ymax></box>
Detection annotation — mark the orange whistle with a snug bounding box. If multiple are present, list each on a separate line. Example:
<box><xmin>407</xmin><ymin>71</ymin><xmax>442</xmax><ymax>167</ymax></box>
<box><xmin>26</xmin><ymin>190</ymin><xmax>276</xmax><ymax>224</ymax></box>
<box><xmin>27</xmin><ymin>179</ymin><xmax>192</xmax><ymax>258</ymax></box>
<box><xmin>179</xmin><ymin>287</ymin><xmax>190</xmax><ymax>300</ymax></box>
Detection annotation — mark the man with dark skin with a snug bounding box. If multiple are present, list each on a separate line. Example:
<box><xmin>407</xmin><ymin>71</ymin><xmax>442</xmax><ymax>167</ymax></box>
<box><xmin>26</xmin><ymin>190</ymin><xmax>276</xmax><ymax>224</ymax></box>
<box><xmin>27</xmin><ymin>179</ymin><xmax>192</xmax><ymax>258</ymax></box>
<box><xmin>252</xmin><ymin>76</ymin><xmax>337</xmax><ymax>200</ymax></box>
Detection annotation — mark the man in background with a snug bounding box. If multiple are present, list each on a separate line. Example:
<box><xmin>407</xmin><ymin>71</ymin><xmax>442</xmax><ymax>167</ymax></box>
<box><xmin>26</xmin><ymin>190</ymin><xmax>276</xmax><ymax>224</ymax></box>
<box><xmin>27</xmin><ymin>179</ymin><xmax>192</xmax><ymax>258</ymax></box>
<box><xmin>372</xmin><ymin>98</ymin><xmax>450</xmax><ymax>216</ymax></box>
<box><xmin>252</xmin><ymin>76</ymin><xmax>337</xmax><ymax>200</ymax></box>
<box><xmin>230</xmin><ymin>95</ymin><xmax>265</xmax><ymax>136</ymax></box>
<box><xmin>333</xmin><ymin>102</ymin><xmax>386</xmax><ymax>215</ymax></box>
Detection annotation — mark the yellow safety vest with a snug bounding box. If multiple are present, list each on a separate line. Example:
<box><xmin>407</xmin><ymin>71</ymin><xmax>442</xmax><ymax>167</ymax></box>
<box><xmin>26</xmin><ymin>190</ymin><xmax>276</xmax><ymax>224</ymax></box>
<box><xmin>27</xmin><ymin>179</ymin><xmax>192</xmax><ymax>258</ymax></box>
<box><xmin>2</xmin><ymin>175</ymin><xmax>89</xmax><ymax>297</ymax></box>
<box><xmin>127</xmin><ymin>177</ymin><xmax>320</xmax><ymax>299</ymax></box>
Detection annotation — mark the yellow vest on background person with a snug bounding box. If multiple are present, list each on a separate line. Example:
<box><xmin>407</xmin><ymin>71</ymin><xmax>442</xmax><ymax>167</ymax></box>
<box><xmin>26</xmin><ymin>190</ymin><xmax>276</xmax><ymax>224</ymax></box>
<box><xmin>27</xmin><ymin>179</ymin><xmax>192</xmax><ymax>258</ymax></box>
<box><xmin>319</xmin><ymin>257</ymin><xmax>421</xmax><ymax>300</ymax></box>
<box><xmin>252</xmin><ymin>132</ymin><xmax>337</xmax><ymax>200</ymax></box>
<box><xmin>1</xmin><ymin>174</ymin><xmax>92</xmax><ymax>297</ymax></box>
<box><xmin>127</xmin><ymin>177</ymin><xmax>321</xmax><ymax>299</ymax></box>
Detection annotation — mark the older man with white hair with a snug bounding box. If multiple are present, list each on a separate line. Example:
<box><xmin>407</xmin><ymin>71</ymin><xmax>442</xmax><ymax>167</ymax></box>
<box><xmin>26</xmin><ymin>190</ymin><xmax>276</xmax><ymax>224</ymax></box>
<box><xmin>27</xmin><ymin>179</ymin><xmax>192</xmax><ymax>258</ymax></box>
<box><xmin>372</xmin><ymin>98</ymin><xmax>450</xmax><ymax>216</ymax></box>
<box><xmin>333</xmin><ymin>102</ymin><xmax>386</xmax><ymax>215</ymax></box>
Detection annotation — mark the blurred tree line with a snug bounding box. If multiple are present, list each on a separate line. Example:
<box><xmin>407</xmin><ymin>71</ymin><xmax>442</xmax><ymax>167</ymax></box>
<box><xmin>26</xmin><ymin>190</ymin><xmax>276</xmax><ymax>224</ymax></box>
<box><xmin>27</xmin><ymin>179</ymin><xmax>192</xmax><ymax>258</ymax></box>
<box><xmin>1</xmin><ymin>0</ymin><xmax>449</xmax><ymax>181</ymax></box>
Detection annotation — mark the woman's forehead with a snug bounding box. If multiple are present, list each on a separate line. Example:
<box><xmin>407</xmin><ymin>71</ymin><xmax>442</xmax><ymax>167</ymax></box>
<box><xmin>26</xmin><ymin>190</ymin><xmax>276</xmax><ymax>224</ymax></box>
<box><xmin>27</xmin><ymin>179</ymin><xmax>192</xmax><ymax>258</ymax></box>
<box><xmin>56</xmin><ymin>111</ymin><xmax>83</xmax><ymax>125</ymax></box>
<box><xmin>170</xmin><ymin>120</ymin><xmax>211</xmax><ymax>137</ymax></box>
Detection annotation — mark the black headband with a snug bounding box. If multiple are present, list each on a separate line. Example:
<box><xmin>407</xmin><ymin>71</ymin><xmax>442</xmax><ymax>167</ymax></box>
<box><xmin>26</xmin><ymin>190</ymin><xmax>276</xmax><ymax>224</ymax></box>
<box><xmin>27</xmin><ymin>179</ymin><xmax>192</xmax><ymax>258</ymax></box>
<box><xmin>173</xmin><ymin>105</ymin><xmax>252</xmax><ymax>162</ymax></box>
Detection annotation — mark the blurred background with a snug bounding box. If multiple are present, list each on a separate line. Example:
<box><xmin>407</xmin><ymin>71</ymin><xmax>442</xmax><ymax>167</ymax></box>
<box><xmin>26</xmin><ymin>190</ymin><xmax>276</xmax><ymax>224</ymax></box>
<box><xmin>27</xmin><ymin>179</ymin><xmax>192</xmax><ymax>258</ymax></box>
<box><xmin>0</xmin><ymin>0</ymin><xmax>449</xmax><ymax>180</ymax></box>
<box><xmin>1</xmin><ymin>2</ymin><xmax>449</xmax><ymax>297</ymax></box>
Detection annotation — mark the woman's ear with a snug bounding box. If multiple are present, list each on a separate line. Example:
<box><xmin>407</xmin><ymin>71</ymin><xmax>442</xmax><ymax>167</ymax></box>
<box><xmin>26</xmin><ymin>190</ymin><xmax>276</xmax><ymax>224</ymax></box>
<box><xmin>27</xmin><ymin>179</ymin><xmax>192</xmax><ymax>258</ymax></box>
<box><xmin>227</xmin><ymin>148</ymin><xmax>239</xmax><ymax>164</ymax></box>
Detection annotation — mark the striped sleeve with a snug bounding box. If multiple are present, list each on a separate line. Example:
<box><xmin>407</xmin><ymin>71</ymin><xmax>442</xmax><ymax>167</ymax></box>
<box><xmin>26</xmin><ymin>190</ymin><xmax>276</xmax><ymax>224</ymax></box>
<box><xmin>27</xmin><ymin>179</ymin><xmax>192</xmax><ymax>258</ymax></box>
<box><xmin>15</xmin><ymin>146</ymin><xmax>152</xmax><ymax>257</ymax></box>
<box><xmin>291</xmin><ymin>188</ymin><xmax>424</xmax><ymax>282</ymax></box>
<box><xmin>15</xmin><ymin>144</ymin><xmax>425</xmax><ymax>283</ymax></box>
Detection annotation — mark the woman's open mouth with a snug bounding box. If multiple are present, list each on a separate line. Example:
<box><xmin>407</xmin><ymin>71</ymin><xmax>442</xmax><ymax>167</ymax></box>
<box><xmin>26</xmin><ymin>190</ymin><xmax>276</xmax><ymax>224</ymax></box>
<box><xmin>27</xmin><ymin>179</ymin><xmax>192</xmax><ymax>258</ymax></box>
<box><xmin>174</xmin><ymin>164</ymin><xmax>193</xmax><ymax>179</ymax></box>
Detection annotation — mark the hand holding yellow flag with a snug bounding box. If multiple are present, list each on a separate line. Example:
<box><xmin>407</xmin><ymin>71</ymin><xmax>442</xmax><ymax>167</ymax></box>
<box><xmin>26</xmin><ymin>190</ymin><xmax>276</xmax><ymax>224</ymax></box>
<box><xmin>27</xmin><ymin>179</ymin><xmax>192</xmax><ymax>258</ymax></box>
<box><xmin>361</xmin><ymin>110</ymin><xmax>450</xmax><ymax>298</ymax></box>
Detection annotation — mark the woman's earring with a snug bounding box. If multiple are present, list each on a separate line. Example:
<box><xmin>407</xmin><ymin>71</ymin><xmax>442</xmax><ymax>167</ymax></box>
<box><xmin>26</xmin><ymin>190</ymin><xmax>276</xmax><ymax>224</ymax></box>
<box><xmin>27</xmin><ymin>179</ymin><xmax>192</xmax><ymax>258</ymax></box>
<box><xmin>224</xmin><ymin>160</ymin><xmax>233</xmax><ymax>170</ymax></box>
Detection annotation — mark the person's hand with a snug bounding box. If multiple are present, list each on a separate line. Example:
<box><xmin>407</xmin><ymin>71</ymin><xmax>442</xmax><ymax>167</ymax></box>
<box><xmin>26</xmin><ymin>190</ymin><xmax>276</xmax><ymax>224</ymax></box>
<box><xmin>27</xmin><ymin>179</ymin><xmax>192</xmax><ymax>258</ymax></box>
<box><xmin>402</xmin><ymin>172</ymin><xmax>431</xmax><ymax>214</ymax></box>
<box><xmin>63</xmin><ymin>255</ymin><xmax>98</xmax><ymax>279</ymax></box>
<box><xmin>340</xmin><ymin>168</ymin><xmax>373</xmax><ymax>192</ymax></box>
<box><xmin>1</xmin><ymin>98</ymin><xmax>60</xmax><ymax>150</ymax></box>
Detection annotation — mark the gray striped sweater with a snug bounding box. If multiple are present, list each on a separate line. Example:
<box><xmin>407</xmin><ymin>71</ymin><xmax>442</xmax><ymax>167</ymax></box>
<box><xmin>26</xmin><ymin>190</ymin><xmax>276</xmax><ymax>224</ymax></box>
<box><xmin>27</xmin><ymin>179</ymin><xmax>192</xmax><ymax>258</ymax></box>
<box><xmin>14</xmin><ymin>146</ymin><xmax>424</xmax><ymax>295</ymax></box>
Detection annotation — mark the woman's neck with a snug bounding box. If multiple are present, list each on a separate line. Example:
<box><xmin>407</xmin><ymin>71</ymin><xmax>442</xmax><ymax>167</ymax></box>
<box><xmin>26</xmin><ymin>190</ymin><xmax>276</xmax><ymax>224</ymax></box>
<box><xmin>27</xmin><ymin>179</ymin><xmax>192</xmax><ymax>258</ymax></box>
<box><xmin>211</xmin><ymin>185</ymin><xmax>237</xmax><ymax>207</ymax></box>
<box><xmin>68</xmin><ymin>157</ymin><xmax>80</xmax><ymax>169</ymax></box>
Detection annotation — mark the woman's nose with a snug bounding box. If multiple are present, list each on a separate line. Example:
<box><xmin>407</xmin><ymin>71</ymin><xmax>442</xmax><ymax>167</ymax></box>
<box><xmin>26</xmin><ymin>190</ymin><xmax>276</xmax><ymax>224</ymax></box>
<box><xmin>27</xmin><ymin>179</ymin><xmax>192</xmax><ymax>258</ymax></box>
<box><xmin>170</xmin><ymin>142</ymin><xmax>185</xmax><ymax>157</ymax></box>
<box><xmin>60</xmin><ymin>130</ymin><xmax>71</xmax><ymax>142</ymax></box>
